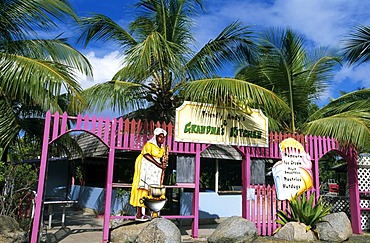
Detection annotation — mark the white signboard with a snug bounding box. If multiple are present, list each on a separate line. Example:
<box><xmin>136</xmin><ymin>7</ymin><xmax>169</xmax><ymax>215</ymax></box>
<box><xmin>272</xmin><ymin>138</ymin><xmax>313</xmax><ymax>201</ymax></box>
<box><xmin>175</xmin><ymin>101</ymin><xmax>268</xmax><ymax>147</ymax></box>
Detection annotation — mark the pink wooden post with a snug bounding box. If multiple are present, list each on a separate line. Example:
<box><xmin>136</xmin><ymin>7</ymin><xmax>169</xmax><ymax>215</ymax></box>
<box><xmin>272</xmin><ymin>185</ymin><xmax>277</xmax><ymax>232</ymax></box>
<box><xmin>97</xmin><ymin>117</ymin><xmax>104</xmax><ymax>138</ymax></box>
<box><xmin>129</xmin><ymin>119</ymin><xmax>136</xmax><ymax>148</ymax></box>
<box><xmin>256</xmin><ymin>186</ymin><xmax>261</xmax><ymax>235</ymax></box>
<box><xmin>347</xmin><ymin>149</ymin><xmax>362</xmax><ymax>234</ymax></box>
<box><xmin>103</xmin><ymin>117</ymin><xmax>110</xmax><ymax>144</ymax></box>
<box><xmin>102</xmin><ymin>119</ymin><xmax>117</xmax><ymax>242</ymax></box>
<box><xmin>241</xmin><ymin>150</ymin><xmax>249</xmax><ymax>218</ymax></box>
<box><xmin>117</xmin><ymin>118</ymin><xmax>123</xmax><ymax>148</ymax></box>
<box><xmin>166</xmin><ymin>122</ymin><xmax>173</xmax><ymax>150</ymax></box>
<box><xmin>75</xmin><ymin>114</ymin><xmax>82</xmax><ymax>130</ymax></box>
<box><xmin>51</xmin><ymin>111</ymin><xmax>60</xmax><ymax>140</ymax></box>
<box><xmin>82</xmin><ymin>114</ymin><xmax>89</xmax><ymax>131</ymax></box>
<box><xmin>313</xmin><ymin>155</ymin><xmax>320</xmax><ymax>198</ymax></box>
<box><xmin>312</xmin><ymin>136</ymin><xmax>320</xmax><ymax>198</ymax></box>
<box><xmin>191</xmin><ymin>144</ymin><xmax>201</xmax><ymax>238</ymax></box>
<box><xmin>267</xmin><ymin>185</ymin><xmax>272</xmax><ymax>236</ymax></box>
<box><xmin>60</xmin><ymin>112</ymin><xmax>68</xmax><ymax>134</ymax></box>
<box><xmin>261</xmin><ymin>185</ymin><xmax>266</xmax><ymax>235</ymax></box>
<box><xmin>251</xmin><ymin>185</ymin><xmax>256</xmax><ymax>223</ymax></box>
<box><xmin>142</xmin><ymin>120</ymin><xmax>149</xmax><ymax>146</ymax></box>
<box><xmin>30</xmin><ymin>111</ymin><xmax>52</xmax><ymax>243</ymax></box>
<box><xmin>322</xmin><ymin>136</ymin><xmax>327</xmax><ymax>155</ymax></box>
<box><xmin>123</xmin><ymin>119</ymin><xmax>129</xmax><ymax>149</ymax></box>
<box><xmin>89</xmin><ymin>115</ymin><xmax>97</xmax><ymax>133</ymax></box>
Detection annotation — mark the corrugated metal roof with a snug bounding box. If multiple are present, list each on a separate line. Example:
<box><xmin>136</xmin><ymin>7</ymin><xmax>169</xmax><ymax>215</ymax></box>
<box><xmin>200</xmin><ymin>144</ymin><xmax>242</xmax><ymax>160</ymax></box>
<box><xmin>71</xmin><ymin>133</ymin><xmax>109</xmax><ymax>159</ymax></box>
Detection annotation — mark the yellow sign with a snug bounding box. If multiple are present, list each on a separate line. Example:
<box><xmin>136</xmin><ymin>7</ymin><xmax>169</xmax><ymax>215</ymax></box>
<box><xmin>175</xmin><ymin>101</ymin><xmax>268</xmax><ymax>147</ymax></box>
<box><xmin>272</xmin><ymin>138</ymin><xmax>313</xmax><ymax>201</ymax></box>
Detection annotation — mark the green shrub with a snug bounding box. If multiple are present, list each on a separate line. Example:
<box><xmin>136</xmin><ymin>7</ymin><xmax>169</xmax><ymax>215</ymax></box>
<box><xmin>275</xmin><ymin>191</ymin><xmax>332</xmax><ymax>233</ymax></box>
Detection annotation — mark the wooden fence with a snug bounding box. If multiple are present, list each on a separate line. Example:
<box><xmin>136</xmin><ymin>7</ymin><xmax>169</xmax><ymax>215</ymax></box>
<box><xmin>49</xmin><ymin>112</ymin><xmax>344</xmax><ymax>160</ymax></box>
<box><xmin>247</xmin><ymin>185</ymin><xmax>284</xmax><ymax>235</ymax></box>
<box><xmin>30</xmin><ymin>111</ymin><xmax>361</xmax><ymax>243</ymax></box>
<box><xmin>247</xmin><ymin>185</ymin><xmax>318</xmax><ymax>236</ymax></box>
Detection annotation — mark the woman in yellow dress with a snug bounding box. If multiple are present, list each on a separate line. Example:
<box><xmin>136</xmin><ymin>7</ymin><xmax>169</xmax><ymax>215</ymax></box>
<box><xmin>130</xmin><ymin>128</ymin><xmax>168</xmax><ymax>221</ymax></box>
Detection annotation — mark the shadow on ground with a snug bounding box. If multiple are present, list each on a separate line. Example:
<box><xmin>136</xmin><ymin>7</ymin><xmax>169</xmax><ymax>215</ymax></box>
<box><xmin>39</xmin><ymin>206</ymin><xmax>370</xmax><ymax>243</ymax></box>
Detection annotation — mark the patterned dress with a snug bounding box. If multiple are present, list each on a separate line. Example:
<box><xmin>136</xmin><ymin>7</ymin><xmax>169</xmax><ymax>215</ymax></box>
<box><xmin>130</xmin><ymin>141</ymin><xmax>165</xmax><ymax>207</ymax></box>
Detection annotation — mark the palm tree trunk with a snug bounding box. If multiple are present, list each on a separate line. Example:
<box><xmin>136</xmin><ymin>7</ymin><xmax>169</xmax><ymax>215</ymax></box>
<box><xmin>1</xmin><ymin>146</ymin><xmax>8</xmax><ymax>163</ymax></box>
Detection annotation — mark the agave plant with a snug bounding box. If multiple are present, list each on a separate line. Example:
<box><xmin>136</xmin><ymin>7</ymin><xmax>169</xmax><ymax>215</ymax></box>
<box><xmin>275</xmin><ymin>192</ymin><xmax>332</xmax><ymax>233</ymax></box>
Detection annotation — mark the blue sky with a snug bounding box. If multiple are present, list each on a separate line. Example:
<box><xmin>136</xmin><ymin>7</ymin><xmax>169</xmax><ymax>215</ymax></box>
<box><xmin>63</xmin><ymin>0</ymin><xmax>370</xmax><ymax>109</ymax></box>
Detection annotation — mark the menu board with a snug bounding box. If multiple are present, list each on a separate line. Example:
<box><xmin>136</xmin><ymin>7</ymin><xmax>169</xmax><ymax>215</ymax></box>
<box><xmin>272</xmin><ymin>138</ymin><xmax>313</xmax><ymax>201</ymax></box>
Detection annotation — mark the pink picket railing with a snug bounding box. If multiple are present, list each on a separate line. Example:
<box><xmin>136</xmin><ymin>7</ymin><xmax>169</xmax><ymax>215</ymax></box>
<box><xmin>48</xmin><ymin>112</ymin><xmax>344</xmax><ymax>159</ymax></box>
<box><xmin>30</xmin><ymin>111</ymin><xmax>361</xmax><ymax>243</ymax></box>
<box><xmin>247</xmin><ymin>185</ymin><xmax>319</xmax><ymax>236</ymax></box>
<box><xmin>247</xmin><ymin>185</ymin><xmax>285</xmax><ymax>235</ymax></box>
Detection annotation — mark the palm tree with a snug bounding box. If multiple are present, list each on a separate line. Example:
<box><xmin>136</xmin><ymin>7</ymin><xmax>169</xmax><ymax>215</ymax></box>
<box><xmin>303</xmin><ymin>24</ymin><xmax>370</xmax><ymax>151</ymax></box>
<box><xmin>303</xmin><ymin>89</ymin><xmax>370</xmax><ymax>151</ymax></box>
<box><xmin>223</xmin><ymin>26</ymin><xmax>370</xmax><ymax>151</ymax></box>
<box><xmin>0</xmin><ymin>0</ymin><xmax>93</xmax><ymax>161</ymax></box>
<box><xmin>233</xmin><ymin>28</ymin><xmax>341</xmax><ymax>133</ymax></box>
<box><xmin>78</xmin><ymin>0</ymin><xmax>289</xmax><ymax>123</ymax></box>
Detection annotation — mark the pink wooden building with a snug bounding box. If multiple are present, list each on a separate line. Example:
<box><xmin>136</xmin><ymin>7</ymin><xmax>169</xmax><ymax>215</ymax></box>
<box><xmin>30</xmin><ymin>111</ymin><xmax>361</xmax><ymax>243</ymax></box>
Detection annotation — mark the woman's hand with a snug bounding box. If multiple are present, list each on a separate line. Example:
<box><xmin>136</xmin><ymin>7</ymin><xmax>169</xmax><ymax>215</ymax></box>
<box><xmin>160</xmin><ymin>157</ymin><xmax>168</xmax><ymax>169</ymax></box>
<box><xmin>144</xmin><ymin>154</ymin><xmax>163</xmax><ymax>169</ymax></box>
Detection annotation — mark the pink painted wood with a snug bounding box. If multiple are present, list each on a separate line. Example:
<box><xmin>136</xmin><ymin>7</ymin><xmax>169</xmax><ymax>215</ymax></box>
<box><xmin>30</xmin><ymin>111</ymin><xmax>52</xmax><ymax>243</ymax></box>
<box><xmin>102</xmin><ymin>118</ymin><xmax>117</xmax><ymax>243</ymax></box>
<box><xmin>248</xmin><ymin>185</ymin><xmax>277</xmax><ymax>236</ymax></box>
<box><xmin>192</xmin><ymin>143</ymin><xmax>201</xmax><ymax>238</ymax></box>
<box><xmin>31</xmin><ymin>111</ymin><xmax>362</xmax><ymax>243</ymax></box>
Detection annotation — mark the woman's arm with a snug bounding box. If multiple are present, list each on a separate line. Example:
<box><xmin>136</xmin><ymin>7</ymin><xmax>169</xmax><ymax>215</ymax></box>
<box><xmin>143</xmin><ymin>153</ymin><xmax>166</xmax><ymax>169</ymax></box>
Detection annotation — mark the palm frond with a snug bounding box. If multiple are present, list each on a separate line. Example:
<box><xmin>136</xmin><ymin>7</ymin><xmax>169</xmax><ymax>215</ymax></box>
<box><xmin>6</xmin><ymin>39</ymin><xmax>93</xmax><ymax>78</ymax></box>
<box><xmin>343</xmin><ymin>25</ymin><xmax>370</xmax><ymax>65</ymax></box>
<box><xmin>184</xmin><ymin>78</ymin><xmax>290</xmax><ymax>113</ymax></box>
<box><xmin>309</xmin><ymin>89</ymin><xmax>370</xmax><ymax>119</ymax></box>
<box><xmin>305</xmin><ymin>47</ymin><xmax>341</xmax><ymax>99</ymax></box>
<box><xmin>185</xmin><ymin>21</ymin><xmax>256</xmax><ymax>80</ymax></box>
<box><xmin>304</xmin><ymin>89</ymin><xmax>370</xmax><ymax>150</ymax></box>
<box><xmin>0</xmin><ymin>53</ymin><xmax>85</xmax><ymax>112</ymax></box>
<box><xmin>133</xmin><ymin>0</ymin><xmax>202</xmax><ymax>45</ymax></box>
<box><xmin>83</xmin><ymin>80</ymin><xmax>146</xmax><ymax>114</ymax></box>
<box><xmin>0</xmin><ymin>98</ymin><xmax>21</xmax><ymax>149</ymax></box>
<box><xmin>304</xmin><ymin>111</ymin><xmax>370</xmax><ymax>150</ymax></box>
<box><xmin>125</xmin><ymin>31</ymin><xmax>184</xmax><ymax>77</ymax></box>
<box><xmin>0</xmin><ymin>0</ymin><xmax>77</xmax><ymax>40</ymax></box>
<box><xmin>77</xmin><ymin>14</ymin><xmax>137</xmax><ymax>49</ymax></box>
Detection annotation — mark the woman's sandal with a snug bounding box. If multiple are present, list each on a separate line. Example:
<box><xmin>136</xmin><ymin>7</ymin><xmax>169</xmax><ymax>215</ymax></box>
<box><xmin>135</xmin><ymin>215</ymin><xmax>150</xmax><ymax>222</ymax></box>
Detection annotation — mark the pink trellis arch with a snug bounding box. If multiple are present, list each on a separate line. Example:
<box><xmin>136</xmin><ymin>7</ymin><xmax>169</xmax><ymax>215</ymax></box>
<box><xmin>30</xmin><ymin>111</ymin><xmax>117</xmax><ymax>243</ymax></box>
<box><xmin>30</xmin><ymin>111</ymin><xmax>362</xmax><ymax>243</ymax></box>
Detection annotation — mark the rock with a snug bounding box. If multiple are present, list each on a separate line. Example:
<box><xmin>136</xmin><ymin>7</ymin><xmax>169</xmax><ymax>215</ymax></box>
<box><xmin>110</xmin><ymin>217</ymin><xmax>181</xmax><ymax>243</ymax></box>
<box><xmin>274</xmin><ymin>222</ymin><xmax>316</xmax><ymax>241</ymax></box>
<box><xmin>110</xmin><ymin>220</ymin><xmax>149</xmax><ymax>242</ymax></box>
<box><xmin>136</xmin><ymin>218</ymin><xmax>181</xmax><ymax>243</ymax></box>
<box><xmin>316</xmin><ymin>212</ymin><xmax>352</xmax><ymax>242</ymax></box>
<box><xmin>208</xmin><ymin>216</ymin><xmax>257</xmax><ymax>243</ymax></box>
<box><xmin>0</xmin><ymin>215</ymin><xmax>26</xmax><ymax>243</ymax></box>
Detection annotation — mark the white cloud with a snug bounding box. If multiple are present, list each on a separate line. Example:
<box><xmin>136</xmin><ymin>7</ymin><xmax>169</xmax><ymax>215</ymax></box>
<box><xmin>78</xmin><ymin>51</ymin><xmax>123</xmax><ymax>89</ymax></box>
<box><xmin>315</xmin><ymin>63</ymin><xmax>370</xmax><ymax>107</ymax></box>
<box><xmin>334</xmin><ymin>64</ymin><xmax>370</xmax><ymax>90</ymax></box>
<box><xmin>195</xmin><ymin>0</ymin><xmax>370</xmax><ymax>48</ymax></box>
